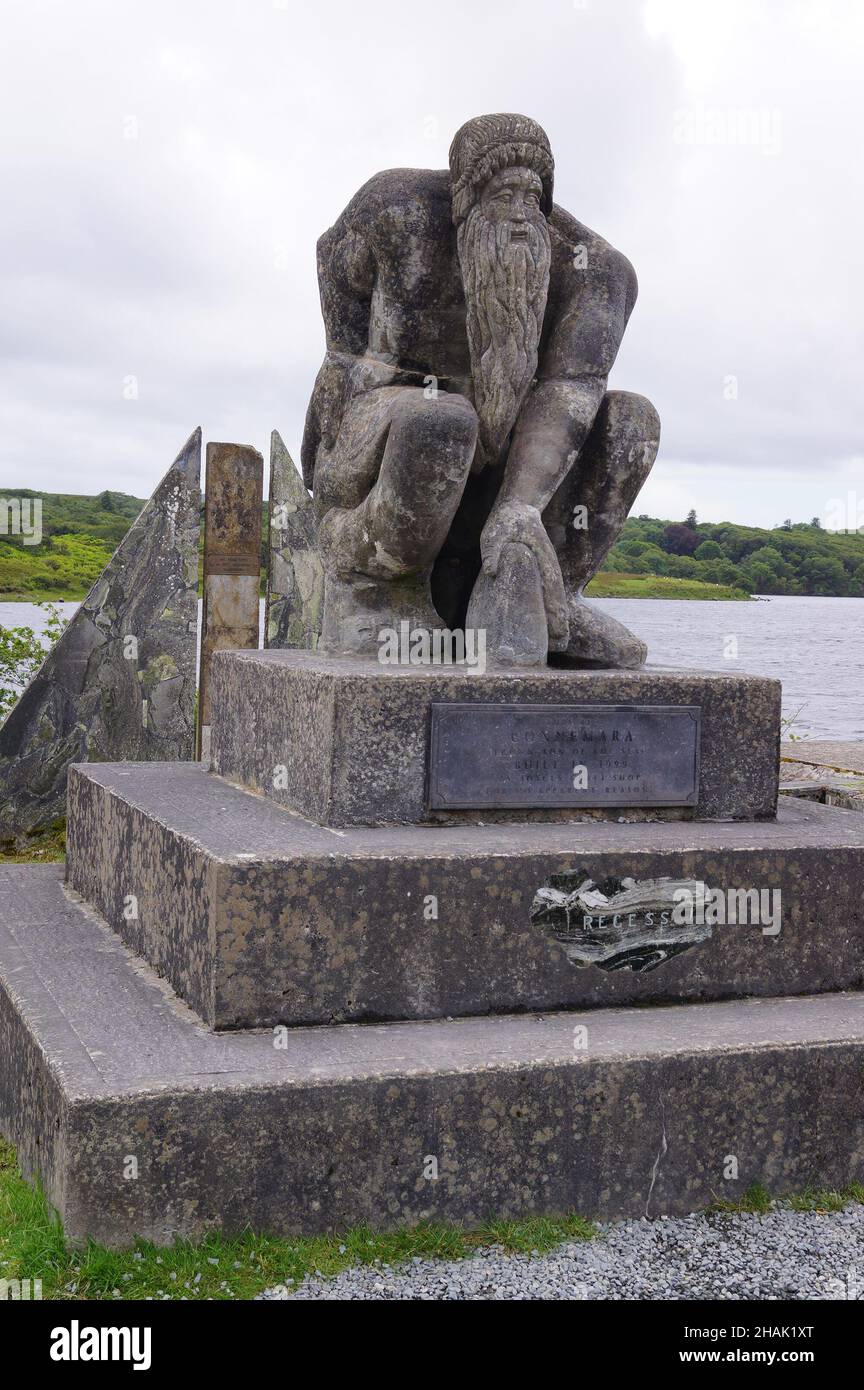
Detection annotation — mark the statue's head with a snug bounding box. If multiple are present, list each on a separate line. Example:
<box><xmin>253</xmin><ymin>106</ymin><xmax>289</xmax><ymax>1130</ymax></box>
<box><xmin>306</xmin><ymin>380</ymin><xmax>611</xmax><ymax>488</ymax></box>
<box><xmin>449</xmin><ymin>114</ymin><xmax>555</xmax><ymax>465</ymax></box>
<box><xmin>449</xmin><ymin>113</ymin><xmax>554</xmax><ymax>226</ymax></box>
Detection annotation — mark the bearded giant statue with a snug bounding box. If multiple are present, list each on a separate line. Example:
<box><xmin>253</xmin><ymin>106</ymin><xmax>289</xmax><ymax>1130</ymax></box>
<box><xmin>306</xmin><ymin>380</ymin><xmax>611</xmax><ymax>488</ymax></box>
<box><xmin>301</xmin><ymin>113</ymin><xmax>660</xmax><ymax>668</ymax></box>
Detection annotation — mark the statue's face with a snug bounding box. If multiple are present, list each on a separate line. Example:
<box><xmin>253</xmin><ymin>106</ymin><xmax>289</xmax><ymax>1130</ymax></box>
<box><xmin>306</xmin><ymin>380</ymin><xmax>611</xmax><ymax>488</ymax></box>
<box><xmin>477</xmin><ymin>167</ymin><xmax>545</xmax><ymax>240</ymax></box>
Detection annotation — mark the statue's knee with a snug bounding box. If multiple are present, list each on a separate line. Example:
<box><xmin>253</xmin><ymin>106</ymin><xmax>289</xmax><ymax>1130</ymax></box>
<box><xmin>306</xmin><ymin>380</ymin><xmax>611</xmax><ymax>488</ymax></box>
<box><xmin>442</xmin><ymin>394</ymin><xmax>479</xmax><ymax>444</ymax></box>
<box><xmin>319</xmin><ymin>501</ymin><xmax>419</xmax><ymax>580</ymax></box>
<box><xmin>392</xmin><ymin>390</ymin><xmax>478</xmax><ymax>452</ymax></box>
<box><xmin>602</xmin><ymin>390</ymin><xmax>660</xmax><ymax>443</ymax></box>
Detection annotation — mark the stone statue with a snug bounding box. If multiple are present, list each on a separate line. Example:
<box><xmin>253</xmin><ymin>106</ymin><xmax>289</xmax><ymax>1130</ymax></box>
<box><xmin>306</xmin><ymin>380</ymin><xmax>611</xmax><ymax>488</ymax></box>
<box><xmin>301</xmin><ymin>113</ymin><xmax>660</xmax><ymax>668</ymax></box>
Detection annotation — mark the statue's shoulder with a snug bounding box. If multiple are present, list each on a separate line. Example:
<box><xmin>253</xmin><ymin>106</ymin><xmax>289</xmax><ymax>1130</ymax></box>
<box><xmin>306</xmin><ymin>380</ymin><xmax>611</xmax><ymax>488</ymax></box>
<box><xmin>321</xmin><ymin>168</ymin><xmax>451</xmax><ymax>251</ymax></box>
<box><xmin>549</xmin><ymin>204</ymin><xmax>638</xmax><ymax>308</ymax></box>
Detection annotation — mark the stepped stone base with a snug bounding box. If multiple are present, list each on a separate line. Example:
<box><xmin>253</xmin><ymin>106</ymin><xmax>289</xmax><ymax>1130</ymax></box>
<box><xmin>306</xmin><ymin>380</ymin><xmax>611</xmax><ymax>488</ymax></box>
<box><xmin>209</xmin><ymin>650</ymin><xmax>781</xmax><ymax>826</ymax></box>
<box><xmin>2</xmin><ymin>866</ymin><xmax>864</xmax><ymax>1247</ymax></box>
<box><xmin>67</xmin><ymin>762</ymin><xmax>864</xmax><ymax>1029</ymax></box>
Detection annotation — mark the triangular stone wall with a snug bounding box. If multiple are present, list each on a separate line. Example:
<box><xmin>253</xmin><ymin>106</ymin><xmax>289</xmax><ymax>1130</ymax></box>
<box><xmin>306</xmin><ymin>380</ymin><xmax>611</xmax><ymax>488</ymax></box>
<box><xmin>0</xmin><ymin>428</ymin><xmax>201</xmax><ymax>848</ymax></box>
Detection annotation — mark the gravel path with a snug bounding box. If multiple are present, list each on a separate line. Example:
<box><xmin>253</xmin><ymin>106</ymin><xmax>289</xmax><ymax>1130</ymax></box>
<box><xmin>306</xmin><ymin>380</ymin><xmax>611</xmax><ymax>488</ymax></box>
<box><xmin>257</xmin><ymin>1206</ymin><xmax>864</xmax><ymax>1300</ymax></box>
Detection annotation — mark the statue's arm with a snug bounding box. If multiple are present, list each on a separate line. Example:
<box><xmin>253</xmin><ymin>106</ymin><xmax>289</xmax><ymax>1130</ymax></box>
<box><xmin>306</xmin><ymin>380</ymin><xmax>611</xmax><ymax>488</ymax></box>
<box><xmin>498</xmin><ymin>245</ymin><xmax>638</xmax><ymax>511</ymax></box>
<box><xmin>317</xmin><ymin>221</ymin><xmax>377</xmax><ymax>356</ymax></box>
<box><xmin>300</xmin><ymin>216</ymin><xmax>377</xmax><ymax>487</ymax></box>
<box><xmin>496</xmin><ymin>376</ymin><xmax>608</xmax><ymax>512</ymax></box>
<box><xmin>479</xmin><ymin>242</ymin><xmax>637</xmax><ymax>644</ymax></box>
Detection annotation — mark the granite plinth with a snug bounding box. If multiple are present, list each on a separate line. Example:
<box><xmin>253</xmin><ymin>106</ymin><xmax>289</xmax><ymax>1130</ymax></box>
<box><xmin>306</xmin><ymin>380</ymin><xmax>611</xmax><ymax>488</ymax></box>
<box><xmin>209</xmin><ymin>651</ymin><xmax>781</xmax><ymax>827</ymax></box>
<box><xmin>3</xmin><ymin>865</ymin><xmax>864</xmax><ymax>1246</ymax></box>
<box><xmin>65</xmin><ymin>762</ymin><xmax>864</xmax><ymax>1030</ymax></box>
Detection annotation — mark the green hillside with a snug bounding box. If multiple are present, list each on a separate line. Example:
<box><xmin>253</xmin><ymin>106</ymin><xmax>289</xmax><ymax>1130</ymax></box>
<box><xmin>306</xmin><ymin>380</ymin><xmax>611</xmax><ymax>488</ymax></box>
<box><xmin>0</xmin><ymin>489</ymin><xmax>146</xmax><ymax>599</ymax></box>
<box><xmin>1</xmin><ymin>490</ymin><xmax>863</xmax><ymax>601</ymax></box>
<box><xmin>0</xmin><ymin>489</ymin><xmax>272</xmax><ymax>600</ymax></box>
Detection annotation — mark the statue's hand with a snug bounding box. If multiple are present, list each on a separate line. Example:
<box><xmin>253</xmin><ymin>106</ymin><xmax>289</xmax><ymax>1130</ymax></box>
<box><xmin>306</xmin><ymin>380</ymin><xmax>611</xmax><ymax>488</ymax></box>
<box><xmin>479</xmin><ymin>499</ymin><xmax>569</xmax><ymax>647</ymax></box>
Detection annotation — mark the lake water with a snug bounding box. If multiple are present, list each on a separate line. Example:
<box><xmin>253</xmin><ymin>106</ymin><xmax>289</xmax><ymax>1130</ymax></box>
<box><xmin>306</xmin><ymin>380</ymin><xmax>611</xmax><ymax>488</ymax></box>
<box><xmin>598</xmin><ymin>595</ymin><xmax>863</xmax><ymax>741</ymax></box>
<box><xmin>2</xmin><ymin>595</ymin><xmax>861</xmax><ymax>741</ymax></box>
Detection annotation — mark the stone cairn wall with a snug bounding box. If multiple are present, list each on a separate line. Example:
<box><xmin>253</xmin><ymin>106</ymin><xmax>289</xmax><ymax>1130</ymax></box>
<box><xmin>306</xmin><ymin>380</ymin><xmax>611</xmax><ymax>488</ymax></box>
<box><xmin>0</xmin><ymin>427</ymin><xmax>322</xmax><ymax>850</ymax></box>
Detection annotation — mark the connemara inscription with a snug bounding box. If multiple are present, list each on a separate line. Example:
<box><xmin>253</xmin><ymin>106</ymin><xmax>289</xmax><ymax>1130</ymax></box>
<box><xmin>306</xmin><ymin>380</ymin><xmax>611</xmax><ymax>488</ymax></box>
<box><xmin>427</xmin><ymin>703</ymin><xmax>701</xmax><ymax>809</ymax></box>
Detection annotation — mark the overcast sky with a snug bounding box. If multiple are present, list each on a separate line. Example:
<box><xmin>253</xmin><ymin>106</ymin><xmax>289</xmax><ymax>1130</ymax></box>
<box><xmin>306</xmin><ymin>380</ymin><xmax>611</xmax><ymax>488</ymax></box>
<box><xmin>0</xmin><ymin>0</ymin><xmax>861</xmax><ymax>528</ymax></box>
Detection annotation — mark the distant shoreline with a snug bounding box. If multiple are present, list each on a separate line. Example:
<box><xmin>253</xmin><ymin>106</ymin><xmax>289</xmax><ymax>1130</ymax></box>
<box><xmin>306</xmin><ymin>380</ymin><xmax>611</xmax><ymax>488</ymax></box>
<box><xmin>585</xmin><ymin>573</ymin><xmax>751</xmax><ymax>601</ymax></box>
<box><xmin>5</xmin><ymin>579</ymin><xmax>864</xmax><ymax>606</ymax></box>
<box><xmin>3</xmin><ymin>490</ymin><xmax>863</xmax><ymax>602</ymax></box>
<box><xmin>8</xmin><ymin>582</ymin><xmax>864</xmax><ymax>605</ymax></box>
<box><xmin>2</xmin><ymin>571</ymin><xmax>754</xmax><ymax>606</ymax></box>
<box><xmin>1</xmin><ymin>589</ymin><xmax>91</xmax><ymax>604</ymax></box>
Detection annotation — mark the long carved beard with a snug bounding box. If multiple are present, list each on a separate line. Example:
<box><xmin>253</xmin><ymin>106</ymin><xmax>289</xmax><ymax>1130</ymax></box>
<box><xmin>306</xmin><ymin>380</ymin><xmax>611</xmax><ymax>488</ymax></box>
<box><xmin>458</xmin><ymin>205</ymin><xmax>552</xmax><ymax>467</ymax></box>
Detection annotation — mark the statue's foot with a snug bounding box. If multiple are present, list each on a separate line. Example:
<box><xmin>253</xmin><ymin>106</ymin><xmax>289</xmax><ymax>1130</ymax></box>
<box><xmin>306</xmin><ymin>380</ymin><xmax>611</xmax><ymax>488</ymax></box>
<box><xmin>319</xmin><ymin>572</ymin><xmax>442</xmax><ymax>659</ymax></box>
<box><xmin>556</xmin><ymin>594</ymin><xmax>647</xmax><ymax>669</ymax></box>
<box><xmin>465</xmin><ymin>542</ymin><xmax>548</xmax><ymax>668</ymax></box>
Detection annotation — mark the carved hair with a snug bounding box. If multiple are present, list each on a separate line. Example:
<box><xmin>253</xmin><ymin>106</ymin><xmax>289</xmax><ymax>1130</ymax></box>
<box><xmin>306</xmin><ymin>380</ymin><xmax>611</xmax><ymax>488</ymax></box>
<box><xmin>449</xmin><ymin>113</ymin><xmax>554</xmax><ymax>226</ymax></box>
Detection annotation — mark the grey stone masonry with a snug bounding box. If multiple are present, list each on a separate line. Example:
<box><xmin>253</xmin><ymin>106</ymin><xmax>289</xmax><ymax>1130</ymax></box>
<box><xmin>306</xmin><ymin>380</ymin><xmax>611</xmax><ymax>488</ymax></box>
<box><xmin>209</xmin><ymin>650</ymin><xmax>781</xmax><ymax>827</ymax></box>
<box><xmin>0</xmin><ymin>429</ymin><xmax>200</xmax><ymax>848</ymax></box>
<box><xmin>65</xmin><ymin>762</ymin><xmax>863</xmax><ymax>1030</ymax></box>
<box><xmin>264</xmin><ymin>430</ymin><xmax>324</xmax><ymax>649</ymax></box>
<box><xmin>2</xmin><ymin>864</ymin><xmax>864</xmax><ymax>1246</ymax></box>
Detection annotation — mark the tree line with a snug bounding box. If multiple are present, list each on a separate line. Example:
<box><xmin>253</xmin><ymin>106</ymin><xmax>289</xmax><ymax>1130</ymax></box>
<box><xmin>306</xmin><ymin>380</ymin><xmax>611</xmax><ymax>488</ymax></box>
<box><xmin>2</xmin><ymin>489</ymin><xmax>863</xmax><ymax>600</ymax></box>
<box><xmin>604</xmin><ymin>510</ymin><xmax>864</xmax><ymax>597</ymax></box>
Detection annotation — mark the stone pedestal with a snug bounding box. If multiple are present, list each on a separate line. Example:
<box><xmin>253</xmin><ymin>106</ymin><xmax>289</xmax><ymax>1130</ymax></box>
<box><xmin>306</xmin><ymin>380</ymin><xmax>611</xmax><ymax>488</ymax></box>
<box><xmin>209</xmin><ymin>650</ymin><xmax>781</xmax><ymax>826</ymax></box>
<box><xmin>3</xmin><ymin>645</ymin><xmax>864</xmax><ymax>1248</ymax></box>
<box><xmin>66</xmin><ymin>762</ymin><xmax>864</xmax><ymax>1030</ymax></box>
<box><xmin>2</xmin><ymin>862</ymin><xmax>864</xmax><ymax>1246</ymax></box>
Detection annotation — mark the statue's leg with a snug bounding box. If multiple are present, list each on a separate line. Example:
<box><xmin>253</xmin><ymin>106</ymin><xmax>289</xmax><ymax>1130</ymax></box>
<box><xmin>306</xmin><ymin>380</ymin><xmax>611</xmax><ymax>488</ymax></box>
<box><xmin>543</xmin><ymin>390</ymin><xmax>660</xmax><ymax>668</ymax></box>
<box><xmin>318</xmin><ymin>387</ymin><xmax>478</xmax><ymax>655</ymax></box>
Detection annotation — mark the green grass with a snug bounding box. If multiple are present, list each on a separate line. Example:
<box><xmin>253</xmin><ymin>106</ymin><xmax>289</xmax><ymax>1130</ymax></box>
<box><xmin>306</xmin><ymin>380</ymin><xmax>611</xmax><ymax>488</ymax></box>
<box><xmin>787</xmin><ymin>1183</ymin><xmax>864</xmax><ymax>1213</ymax></box>
<box><xmin>709</xmin><ymin>1183</ymin><xmax>776</xmax><ymax>1214</ymax></box>
<box><xmin>0</xmin><ymin>822</ymin><xmax>66</xmax><ymax>863</ymax></box>
<box><xmin>0</xmin><ymin>489</ymin><xmax>145</xmax><ymax>601</ymax></box>
<box><xmin>4</xmin><ymin>1139</ymin><xmax>864</xmax><ymax>1300</ymax></box>
<box><xmin>0</xmin><ymin>1139</ymin><xmax>595</xmax><ymax>1301</ymax></box>
<box><xmin>585</xmin><ymin>571</ymin><xmax>751</xmax><ymax>600</ymax></box>
<box><xmin>709</xmin><ymin>1181</ymin><xmax>864</xmax><ymax>1215</ymax></box>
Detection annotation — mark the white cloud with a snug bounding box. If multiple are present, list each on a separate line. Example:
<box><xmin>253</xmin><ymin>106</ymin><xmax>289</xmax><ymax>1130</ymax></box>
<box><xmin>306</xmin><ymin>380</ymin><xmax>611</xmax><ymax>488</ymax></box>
<box><xmin>0</xmin><ymin>0</ymin><xmax>860</xmax><ymax>527</ymax></box>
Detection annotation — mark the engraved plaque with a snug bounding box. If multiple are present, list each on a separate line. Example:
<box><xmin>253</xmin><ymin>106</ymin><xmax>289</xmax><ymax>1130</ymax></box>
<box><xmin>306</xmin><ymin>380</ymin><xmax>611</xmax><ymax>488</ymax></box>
<box><xmin>427</xmin><ymin>703</ymin><xmax>701</xmax><ymax>809</ymax></box>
